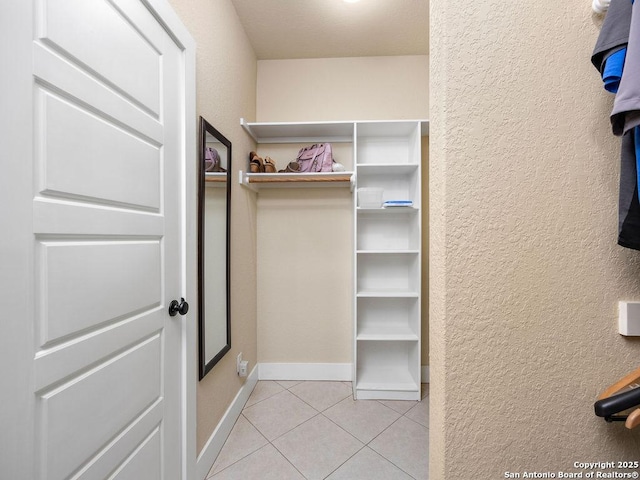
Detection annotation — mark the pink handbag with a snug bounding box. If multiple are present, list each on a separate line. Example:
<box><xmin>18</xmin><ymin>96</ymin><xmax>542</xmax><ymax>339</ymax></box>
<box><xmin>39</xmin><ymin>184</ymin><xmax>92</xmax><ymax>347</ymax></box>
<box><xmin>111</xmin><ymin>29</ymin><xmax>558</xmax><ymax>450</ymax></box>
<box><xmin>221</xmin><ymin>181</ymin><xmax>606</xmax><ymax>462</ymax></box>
<box><xmin>295</xmin><ymin>143</ymin><xmax>334</xmax><ymax>172</ymax></box>
<box><xmin>205</xmin><ymin>147</ymin><xmax>225</xmax><ymax>172</ymax></box>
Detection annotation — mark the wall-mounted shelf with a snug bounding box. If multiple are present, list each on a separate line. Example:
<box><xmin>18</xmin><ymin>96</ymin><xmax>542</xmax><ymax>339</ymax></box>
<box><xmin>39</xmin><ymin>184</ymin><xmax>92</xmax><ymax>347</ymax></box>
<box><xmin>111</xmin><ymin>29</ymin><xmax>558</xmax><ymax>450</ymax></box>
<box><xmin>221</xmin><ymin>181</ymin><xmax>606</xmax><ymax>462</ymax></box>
<box><xmin>357</xmin><ymin>206</ymin><xmax>419</xmax><ymax>213</ymax></box>
<box><xmin>239</xmin><ymin>170</ymin><xmax>355</xmax><ymax>192</ymax></box>
<box><xmin>241</xmin><ymin>118</ymin><xmax>354</xmax><ymax>144</ymax></box>
<box><xmin>241</xmin><ymin>118</ymin><xmax>429</xmax><ymax>143</ymax></box>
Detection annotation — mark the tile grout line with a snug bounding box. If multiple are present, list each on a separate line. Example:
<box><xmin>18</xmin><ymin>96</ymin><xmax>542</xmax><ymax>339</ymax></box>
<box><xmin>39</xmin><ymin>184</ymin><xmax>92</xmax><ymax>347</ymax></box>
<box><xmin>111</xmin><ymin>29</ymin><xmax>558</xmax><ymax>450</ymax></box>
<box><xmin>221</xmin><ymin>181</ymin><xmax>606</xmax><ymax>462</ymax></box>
<box><xmin>210</xmin><ymin>381</ymin><xmax>428</xmax><ymax>479</ymax></box>
<box><xmin>279</xmin><ymin>381</ymin><xmax>425</xmax><ymax>480</ymax></box>
<box><xmin>268</xmin><ymin>440</ymin><xmax>310</xmax><ymax>480</ymax></box>
<box><xmin>278</xmin><ymin>383</ymin><xmax>365</xmax><ymax>480</ymax></box>
<box><xmin>207</xmin><ymin>413</ymin><xmax>270</xmax><ymax>478</ymax></box>
<box><xmin>320</xmin><ymin>442</ymin><xmax>369</xmax><ymax>480</ymax></box>
<box><xmin>268</xmin><ymin>430</ymin><xmax>313</xmax><ymax>480</ymax></box>
<box><xmin>210</xmin><ymin>382</ymin><xmax>297</xmax><ymax>478</ymax></box>
<box><xmin>301</xmin><ymin>392</ymin><xmax>406</xmax><ymax>479</ymax></box>
<box><xmin>242</xmin><ymin>382</ymin><xmax>287</xmax><ymax>409</ymax></box>
<box><xmin>362</xmin><ymin>410</ymin><xmax>423</xmax><ymax>480</ymax></box>
<box><xmin>286</xmin><ymin>387</ymin><xmax>352</xmax><ymax>414</ymax></box>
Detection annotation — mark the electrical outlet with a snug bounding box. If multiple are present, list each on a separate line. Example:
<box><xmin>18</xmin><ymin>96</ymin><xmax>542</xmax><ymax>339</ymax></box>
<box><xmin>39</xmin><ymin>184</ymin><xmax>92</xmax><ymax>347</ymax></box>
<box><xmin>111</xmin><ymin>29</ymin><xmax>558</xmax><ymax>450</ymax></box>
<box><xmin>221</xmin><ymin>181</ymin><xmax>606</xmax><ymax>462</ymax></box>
<box><xmin>239</xmin><ymin>360</ymin><xmax>248</xmax><ymax>377</ymax></box>
<box><xmin>236</xmin><ymin>352</ymin><xmax>242</xmax><ymax>374</ymax></box>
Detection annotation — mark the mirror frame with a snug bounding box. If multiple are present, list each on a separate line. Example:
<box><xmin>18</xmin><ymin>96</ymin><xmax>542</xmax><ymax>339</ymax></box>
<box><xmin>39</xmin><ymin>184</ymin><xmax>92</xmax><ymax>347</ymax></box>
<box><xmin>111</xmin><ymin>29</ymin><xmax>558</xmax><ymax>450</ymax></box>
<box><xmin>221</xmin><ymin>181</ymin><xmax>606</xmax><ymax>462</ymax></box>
<box><xmin>198</xmin><ymin>116</ymin><xmax>232</xmax><ymax>380</ymax></box>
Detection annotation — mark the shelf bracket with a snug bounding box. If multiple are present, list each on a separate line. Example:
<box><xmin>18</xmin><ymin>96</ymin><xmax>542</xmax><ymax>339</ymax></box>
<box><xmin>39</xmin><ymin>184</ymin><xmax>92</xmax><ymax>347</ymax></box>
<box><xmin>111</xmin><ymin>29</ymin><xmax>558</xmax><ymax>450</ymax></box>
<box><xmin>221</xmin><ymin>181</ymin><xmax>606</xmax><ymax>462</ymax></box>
<box><xmin>238</xmin><ymin>170</ymin><xmax>258</xmax><ymax>192</ymax></box>
<box><xmin>239</xmin><ymin>118</ymin><xmax>258</xmax><ymax>143</ymax></box>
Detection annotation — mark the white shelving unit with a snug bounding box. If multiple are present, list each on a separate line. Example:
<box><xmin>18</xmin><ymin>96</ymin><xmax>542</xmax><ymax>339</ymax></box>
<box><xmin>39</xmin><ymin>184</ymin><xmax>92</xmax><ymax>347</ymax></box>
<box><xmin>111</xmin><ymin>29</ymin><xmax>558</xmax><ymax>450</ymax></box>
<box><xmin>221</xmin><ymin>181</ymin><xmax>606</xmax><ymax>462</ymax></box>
<box><xmin>354</xmin><ymin>120</ymin><xmax>423</xmax><ymax>401</ymax></box>
<box><xmin>239</xmin><ymin>118</ymin><xmax>426</xmax><ymax>400</ymax></box>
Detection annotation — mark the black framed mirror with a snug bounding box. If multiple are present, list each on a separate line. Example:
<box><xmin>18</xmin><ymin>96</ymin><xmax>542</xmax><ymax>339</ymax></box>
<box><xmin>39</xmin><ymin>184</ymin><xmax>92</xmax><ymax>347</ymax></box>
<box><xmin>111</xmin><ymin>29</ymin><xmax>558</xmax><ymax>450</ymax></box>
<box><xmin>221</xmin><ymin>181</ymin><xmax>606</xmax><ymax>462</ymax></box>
<box><xmin>198</xmin><ymin>117</ymin><xmax>231</xmax><ymax>380</ymax></box>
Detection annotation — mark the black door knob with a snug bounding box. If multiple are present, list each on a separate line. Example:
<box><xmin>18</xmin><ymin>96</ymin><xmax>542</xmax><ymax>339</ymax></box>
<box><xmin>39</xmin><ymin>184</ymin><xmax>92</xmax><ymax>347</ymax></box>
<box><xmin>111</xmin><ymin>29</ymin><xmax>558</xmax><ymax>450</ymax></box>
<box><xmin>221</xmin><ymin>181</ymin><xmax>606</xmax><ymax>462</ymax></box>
<box><xmin>168</xmin><ymin>297</ymin><xmax>189</xmax><ymax>317</ymax></box>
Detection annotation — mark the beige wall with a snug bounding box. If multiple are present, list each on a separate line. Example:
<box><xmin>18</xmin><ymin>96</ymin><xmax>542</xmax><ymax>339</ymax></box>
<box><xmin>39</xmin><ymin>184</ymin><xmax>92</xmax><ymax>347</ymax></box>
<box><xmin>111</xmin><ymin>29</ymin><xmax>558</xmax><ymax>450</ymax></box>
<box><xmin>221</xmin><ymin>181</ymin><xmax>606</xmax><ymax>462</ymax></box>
<box><xmin>257</xmin><ymin>187</ymin><xmax>354</xmax><ymax>364</ymax></box>
<box><xmin>255</xmin><ymin>56</ymin><xmax>429</xmax><ymax>367</ymax></box>
<box><xmin>257</xmin><ymin>56</ymin><xmax>429</xmax><ymax>122</ymax></box>
<box><xmin>168</xmin><ymin>0</ymin><xmax>258</xmax><ymax>455</ymax></box>
<box><xmin>430</xmin><ymin>1</ymin><xmax>640</xmax><ymax>478</ymax></box>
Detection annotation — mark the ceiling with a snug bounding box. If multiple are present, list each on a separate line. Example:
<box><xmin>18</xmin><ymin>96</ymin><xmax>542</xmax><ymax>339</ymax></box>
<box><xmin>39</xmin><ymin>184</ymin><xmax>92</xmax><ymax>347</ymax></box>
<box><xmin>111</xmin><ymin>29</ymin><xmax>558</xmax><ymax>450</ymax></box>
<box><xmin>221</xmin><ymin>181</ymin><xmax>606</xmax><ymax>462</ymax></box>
<box><xmin>229</xmin><ymin>0</ymin><xmax>429</xmax><ymax>60</ymax></box>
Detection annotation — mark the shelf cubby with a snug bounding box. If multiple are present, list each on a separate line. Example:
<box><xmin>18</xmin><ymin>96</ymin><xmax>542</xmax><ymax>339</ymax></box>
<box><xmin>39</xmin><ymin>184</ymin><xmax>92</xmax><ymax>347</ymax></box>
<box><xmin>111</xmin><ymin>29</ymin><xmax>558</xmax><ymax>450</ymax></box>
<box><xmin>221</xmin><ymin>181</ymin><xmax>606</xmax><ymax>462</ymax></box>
<box><xmin>356</xmin><ymin>170</ymin><xmax>420</xmax><ymax>206</ymax></box>
<box><xmin>356</xmin><ymin>297</ymin><xmax>419</xmax><ymax>340</ymax></box>
<box><xmin>355</xmin><ymin>340</ymin><xmax>420</xmax><ymax>400</ymax></box>
<box><xmin>356</xmin><ymin>252</ymin><xmax>419</xmax><ymax>295</ymax></box>
<box><xmin>356</xmin><ymin>208</ymin><xmax>419</xmax><ymax>251</ymax></box>
<box><xmin>356</xmin><ymin>121</ymin><xmax>421</xmax><ymax>166</ymax></box>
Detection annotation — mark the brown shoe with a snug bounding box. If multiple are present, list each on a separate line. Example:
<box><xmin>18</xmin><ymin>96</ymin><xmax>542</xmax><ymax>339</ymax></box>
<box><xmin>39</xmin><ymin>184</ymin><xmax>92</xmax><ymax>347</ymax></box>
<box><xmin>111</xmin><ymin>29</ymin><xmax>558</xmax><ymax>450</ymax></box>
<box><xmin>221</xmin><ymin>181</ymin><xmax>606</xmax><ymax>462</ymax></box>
<box><xmin>284</xmin><ymin>161</ymin><xmax>300</xmax><ymax>172</ymax></box>
<box><xmin>278</xmin><ymin>160</ymin><xmax>299</xmax><ymax>173</ymax></box>
<box><xmin>249</xmin><ymin>151</ymin><xmax>264</xmax><ymax>173</ymax></box>
<box><xmin>278</xmin><ymin>162</ymin><xmax>300</xmax><ymax>173</ymax></box>
<box><xmin>264</xmin><ymin>157</ymin><xmax>277</xmax><ymax>173</ymax></box>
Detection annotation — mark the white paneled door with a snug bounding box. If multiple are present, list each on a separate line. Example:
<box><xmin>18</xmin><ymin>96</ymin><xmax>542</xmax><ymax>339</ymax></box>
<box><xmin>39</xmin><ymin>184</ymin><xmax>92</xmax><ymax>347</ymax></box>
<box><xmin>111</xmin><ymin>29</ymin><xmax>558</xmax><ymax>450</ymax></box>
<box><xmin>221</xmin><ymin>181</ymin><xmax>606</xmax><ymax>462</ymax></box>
<box><xmin>0</xmin><ymin>1</ymin><xmax>196</xmax><ymax>479</ymax></box>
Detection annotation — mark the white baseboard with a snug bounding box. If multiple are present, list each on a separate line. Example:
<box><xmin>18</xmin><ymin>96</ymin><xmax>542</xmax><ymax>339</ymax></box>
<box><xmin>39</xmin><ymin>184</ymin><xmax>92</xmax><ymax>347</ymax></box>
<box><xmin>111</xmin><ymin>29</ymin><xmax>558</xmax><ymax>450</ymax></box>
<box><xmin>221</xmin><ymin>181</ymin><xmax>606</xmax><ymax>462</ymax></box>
<box><xmin>258</xmin><ymin>363</ymin><xmax>352</xmax><ymax>381</ymax></box>
<box><xmin>257</xmin><ymin>363</ymin><xmax>430</xmax><ymax>383</ymax></box>
<box><xmin>196</xmin><ymin>365</ymin><xmax>259</xmax><ymax>480</ymax></box>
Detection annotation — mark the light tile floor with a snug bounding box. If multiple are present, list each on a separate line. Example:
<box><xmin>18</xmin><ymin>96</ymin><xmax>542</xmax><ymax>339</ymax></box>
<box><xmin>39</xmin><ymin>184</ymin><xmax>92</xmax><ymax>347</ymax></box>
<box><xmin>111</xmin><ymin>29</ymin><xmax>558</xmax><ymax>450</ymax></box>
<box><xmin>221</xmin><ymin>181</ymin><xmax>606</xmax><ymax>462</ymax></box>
<box><xmin>207</xmin><ymin>381</ymin><xmax>429</xmax><ymax>480</ymax></box>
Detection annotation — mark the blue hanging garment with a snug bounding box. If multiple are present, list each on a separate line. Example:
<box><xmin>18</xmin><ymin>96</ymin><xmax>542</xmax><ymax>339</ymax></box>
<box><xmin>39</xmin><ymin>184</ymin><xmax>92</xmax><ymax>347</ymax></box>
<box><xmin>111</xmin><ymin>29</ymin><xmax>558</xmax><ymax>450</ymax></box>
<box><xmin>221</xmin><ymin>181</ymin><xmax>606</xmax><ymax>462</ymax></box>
<box><xmin>602</xmin><ymin>47</ymin><xmax>626</xmax><ymax>92</ymax></box>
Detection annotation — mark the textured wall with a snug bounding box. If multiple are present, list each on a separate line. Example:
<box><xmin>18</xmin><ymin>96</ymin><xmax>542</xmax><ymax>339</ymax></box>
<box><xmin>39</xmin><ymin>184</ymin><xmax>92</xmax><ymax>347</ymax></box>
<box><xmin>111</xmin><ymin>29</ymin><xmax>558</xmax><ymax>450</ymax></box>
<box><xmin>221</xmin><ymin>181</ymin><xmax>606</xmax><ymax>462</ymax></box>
<box><xmin>256</xmin><ymin>56</ymin><xmax>429</xmax><ymax>367</ymax></box>
<box><xmin>168</xmin><ymin>0</ymin><xmax>258</xmax><ymax>456</ymax></box>
<box><xmin>430</xmin><ymin>1</ymin><xmax>640</xmax><ymax>478</ymax></box>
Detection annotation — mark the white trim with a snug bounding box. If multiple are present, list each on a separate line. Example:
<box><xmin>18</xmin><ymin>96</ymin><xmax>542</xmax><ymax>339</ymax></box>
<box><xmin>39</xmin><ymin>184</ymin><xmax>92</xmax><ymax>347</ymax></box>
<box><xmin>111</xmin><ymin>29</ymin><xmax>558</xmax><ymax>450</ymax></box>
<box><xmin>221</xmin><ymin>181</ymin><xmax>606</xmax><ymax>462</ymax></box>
<box><xmin>141</xmin><ymin>2</ymin><xmax>197</xmax><ymax>479</ymax></box>
<box><xmin>421</xmin><ymin>365</ymin><xmax>430</xmax><ymax>383</ymax></box>
<box><xmin>356</xmin><ymin>389</ymin><xmax>421</xmax><ymax>401</ymax></box>
<box><xmin>258</xmin><ymin>363</ymin><xmax>352</xmax><ymax>381</ymax></box>
<box><xmin>257</xmin><ymin>364</ymin><xmax>433</xmax><ymax>383</ymax></box>
<box><xmin>196</xmin><ymin>366</ymin><xmax>259</xmax><ymax>480</ymax></box>
<box><xmin>180</xmin><ymin>37</ymin><xmax>198</xmax><ymax>480</ymax></box>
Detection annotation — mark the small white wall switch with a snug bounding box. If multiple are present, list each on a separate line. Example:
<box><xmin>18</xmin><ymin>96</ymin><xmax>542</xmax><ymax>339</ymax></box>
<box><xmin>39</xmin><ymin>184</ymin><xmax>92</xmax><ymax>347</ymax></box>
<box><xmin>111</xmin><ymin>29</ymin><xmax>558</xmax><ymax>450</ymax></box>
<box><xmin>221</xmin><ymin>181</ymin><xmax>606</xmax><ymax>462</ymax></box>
<box><xmin>619</xmin><ymin>301</ymin><xmax>640</xmax><ymax>336</ymax></box>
